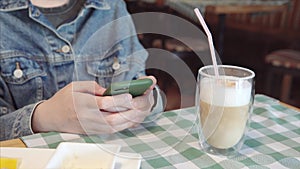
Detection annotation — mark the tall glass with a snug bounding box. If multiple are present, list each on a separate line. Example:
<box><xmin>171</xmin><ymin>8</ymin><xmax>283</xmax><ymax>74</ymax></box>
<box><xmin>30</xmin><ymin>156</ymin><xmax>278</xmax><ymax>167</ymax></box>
<box><xmin>195</xmin><ymin>65</ymin><xmax>255</xmax><ymax>156</ymax></box>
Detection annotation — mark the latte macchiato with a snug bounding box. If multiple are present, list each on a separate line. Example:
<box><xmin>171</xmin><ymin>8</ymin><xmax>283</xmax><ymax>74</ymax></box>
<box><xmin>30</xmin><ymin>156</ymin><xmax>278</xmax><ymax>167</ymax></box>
<box><xmin>196</xmin><ymin>65</ymin><xmax>255</xmax><ymax>156</ymax></box>
<box><xmin>199</xmin><ymin>77</ymin><xmax>252</xmax><ymax>149</ymax></box>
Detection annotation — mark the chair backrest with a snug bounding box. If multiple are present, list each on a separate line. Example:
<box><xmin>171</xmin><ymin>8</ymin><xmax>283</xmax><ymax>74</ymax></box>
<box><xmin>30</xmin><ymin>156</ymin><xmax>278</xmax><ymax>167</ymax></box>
<box><xmin>265</xmin><ymin>49</ymin><xmax>300</xmax><ymax>69</ymax></box>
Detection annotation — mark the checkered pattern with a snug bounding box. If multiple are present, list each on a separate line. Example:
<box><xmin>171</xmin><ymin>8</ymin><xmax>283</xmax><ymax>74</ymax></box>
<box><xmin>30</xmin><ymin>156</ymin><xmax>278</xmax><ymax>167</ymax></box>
<box><xmin>21</xmin><ymin>94</ymin><xmax>300</xmax><ymax>168</ymax></box>
<box><xmin>165</xmin><ymin>0</ymin><xmax>289</xmax><ymax>22</ymax></box>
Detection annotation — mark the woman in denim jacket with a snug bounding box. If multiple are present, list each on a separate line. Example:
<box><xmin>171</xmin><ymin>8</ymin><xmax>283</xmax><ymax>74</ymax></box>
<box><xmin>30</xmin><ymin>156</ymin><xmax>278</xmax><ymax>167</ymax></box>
<box><xmin>0</xmin><ymin>0</ymin><xmax>163</xmax><ymax>141</ymax></box>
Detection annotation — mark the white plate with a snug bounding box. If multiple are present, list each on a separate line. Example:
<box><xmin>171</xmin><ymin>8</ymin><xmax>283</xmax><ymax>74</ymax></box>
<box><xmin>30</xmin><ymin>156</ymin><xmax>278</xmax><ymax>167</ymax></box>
<box><xmin>1</xmin><ymin>144</ymin><xmax>142</xmax><ymax>169</ymax></box>
<box><xmin>0</xmin><ymin>147</ymin><xmax>55</xmax><ymax>169</ymax></box>
<box><xmin>45</xmin><ymin>142</ymin><xmax>121</xmax><ymax>169</ymax></box>
<box><xmin>115</xmin><ymin>152</ymin><xmax>142</xmax><ymax>169</ymax></box>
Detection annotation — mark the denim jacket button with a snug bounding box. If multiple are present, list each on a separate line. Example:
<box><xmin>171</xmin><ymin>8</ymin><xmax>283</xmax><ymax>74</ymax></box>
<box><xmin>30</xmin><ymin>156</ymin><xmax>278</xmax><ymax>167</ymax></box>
<box><xmin>112</xmin><ymin>57</ymin><xmax>120</xmax><ymax>70</ymax></box>
<box><xmin>112</xmin><ymin>62</ymin><xmax>120</xmax><ymax>70</ymax></box>
<box><xmin>35</xmin><ymin>10</ymin><xmax>40</xmax><ymax>17</ymax></box>
<box><xmin>13</xmin><ymin>69</ymin><xmax>23</xmax><ymax>78</ymax></box>
<box><xmin>13</xmin><ymin>62</ymin><xmax>23</xmax><ymax>78</ymax></box>
<box><xmin>61</xmin><ymin>45</ymin><xmax>70</xmax><ymax>53</ymax></box>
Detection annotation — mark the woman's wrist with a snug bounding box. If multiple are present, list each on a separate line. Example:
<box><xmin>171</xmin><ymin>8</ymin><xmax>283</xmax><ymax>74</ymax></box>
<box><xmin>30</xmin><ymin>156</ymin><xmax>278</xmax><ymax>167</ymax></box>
<box><xmin>31</xmin><ymin>101</ymin><xmax>50</xmax><ymax>133</ymax></box>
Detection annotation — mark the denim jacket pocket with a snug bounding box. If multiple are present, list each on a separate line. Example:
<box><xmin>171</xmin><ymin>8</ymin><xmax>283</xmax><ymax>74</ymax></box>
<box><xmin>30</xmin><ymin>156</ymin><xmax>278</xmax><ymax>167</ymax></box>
<box><xmin>85</xmin><ymin>45</ymin><xmax>130</xmax><ymax>87</ymax></box>
<box><xmin>86</xmin><ymin>60</ymin><xmax>130</xmax><ymax>88</ymax></box>
<box><xmin>0</xmin><ymin>52</ymin><xmax>47</xmax><ymax>107</ymax></box>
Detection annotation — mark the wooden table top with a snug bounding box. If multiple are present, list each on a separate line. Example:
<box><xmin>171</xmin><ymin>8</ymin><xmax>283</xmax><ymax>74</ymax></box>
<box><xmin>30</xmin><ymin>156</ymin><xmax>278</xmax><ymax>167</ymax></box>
<box><xmin>0</xmin><ymin>138</ymin><xmax>26</xmax><ymax>148</ymax></box>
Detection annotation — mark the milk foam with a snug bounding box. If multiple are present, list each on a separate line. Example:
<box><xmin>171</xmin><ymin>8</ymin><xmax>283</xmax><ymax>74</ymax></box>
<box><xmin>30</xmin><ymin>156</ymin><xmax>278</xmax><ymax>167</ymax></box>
<box><xmin>200</xmin><ymin>77</ymin><xmax>252</xmax><ymax>107</ymax></box>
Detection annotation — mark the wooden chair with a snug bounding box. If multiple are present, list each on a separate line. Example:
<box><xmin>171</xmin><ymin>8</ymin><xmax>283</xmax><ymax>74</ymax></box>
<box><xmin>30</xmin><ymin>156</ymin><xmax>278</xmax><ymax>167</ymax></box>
<box><xmin>265</xmin><ymin>49</ymin><xmax>300</xmax><ymax>104</ymax></box>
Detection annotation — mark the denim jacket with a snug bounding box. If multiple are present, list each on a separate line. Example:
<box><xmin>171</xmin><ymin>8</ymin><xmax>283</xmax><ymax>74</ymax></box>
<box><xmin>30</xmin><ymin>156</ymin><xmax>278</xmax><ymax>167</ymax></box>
<box><xmin>0</xmin><ymin>0</ymin><xmax>161</xmax><ymax>141</ymax></box>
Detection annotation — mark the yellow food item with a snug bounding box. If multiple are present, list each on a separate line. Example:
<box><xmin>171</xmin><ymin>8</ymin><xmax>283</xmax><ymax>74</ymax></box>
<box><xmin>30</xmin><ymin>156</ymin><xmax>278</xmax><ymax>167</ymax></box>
<box><xmin>0</xmin><ymin>157</ymin><xmax>20</xmax><ymax>169</ymax></box>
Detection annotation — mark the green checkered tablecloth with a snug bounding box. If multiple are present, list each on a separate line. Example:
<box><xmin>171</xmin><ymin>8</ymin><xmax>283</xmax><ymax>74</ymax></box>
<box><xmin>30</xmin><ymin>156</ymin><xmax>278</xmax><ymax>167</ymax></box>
<box><xmin>165</xmin><ymin>0</ymin><xmax>290</xmax><ymax>22</ymax></box>
<box><xmin>21</xmin><ymin>94</ymin><xmax>300</xmax><ymax>168</ymax></box>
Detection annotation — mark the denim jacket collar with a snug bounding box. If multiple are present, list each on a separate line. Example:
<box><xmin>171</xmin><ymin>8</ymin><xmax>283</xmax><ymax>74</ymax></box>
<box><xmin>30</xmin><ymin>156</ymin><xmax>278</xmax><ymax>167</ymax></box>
<box><xmin>0</xmin><ymin>0</ymin><xmax>110</xmax><ymax>11</ymax></box>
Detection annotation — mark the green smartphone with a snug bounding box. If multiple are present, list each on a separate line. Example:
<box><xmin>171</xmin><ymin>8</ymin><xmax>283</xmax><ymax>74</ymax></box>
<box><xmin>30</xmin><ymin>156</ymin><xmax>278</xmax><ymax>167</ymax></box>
<box><xmin>103</xmin><ymin>79</ymin><xmax>153</xmax><ymax>97</ymax></box>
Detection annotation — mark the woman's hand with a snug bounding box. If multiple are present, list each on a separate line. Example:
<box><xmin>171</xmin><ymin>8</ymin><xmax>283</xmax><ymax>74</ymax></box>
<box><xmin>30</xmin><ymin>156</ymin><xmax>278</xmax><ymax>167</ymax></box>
<box><xmin>32</xmin><ymin>76</ymin><xmax>156</xmax><ymax>135</ymax></box>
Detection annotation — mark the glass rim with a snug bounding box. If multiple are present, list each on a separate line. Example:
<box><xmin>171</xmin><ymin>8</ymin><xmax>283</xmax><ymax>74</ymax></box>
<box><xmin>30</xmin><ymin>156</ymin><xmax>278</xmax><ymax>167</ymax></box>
<box><xmin>199</xmin><ymin>65</ymin><xmax>255</xmax><ymax>80</ymax></box>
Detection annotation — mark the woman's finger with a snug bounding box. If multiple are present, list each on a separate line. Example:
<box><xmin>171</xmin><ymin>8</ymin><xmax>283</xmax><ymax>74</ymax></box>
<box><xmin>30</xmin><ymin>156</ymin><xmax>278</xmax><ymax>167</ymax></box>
<box><xmin>138</xmin><ymin>76</ymin><xmax>157</xmax><ymax>93</ymax></box>
<box><xmin>71</xmin><ymin>81</ymin><xmax>106</xmax><ymax>95</ymax></box>
<box><xmin>96</xmin><ymin>93</ymin><xmax>134</xmax><ymax>111</ymax></box>
<box><xmin>132</xmin><ymin>90</ymin><xmax>154</xmax><ymax>110</ymax></box>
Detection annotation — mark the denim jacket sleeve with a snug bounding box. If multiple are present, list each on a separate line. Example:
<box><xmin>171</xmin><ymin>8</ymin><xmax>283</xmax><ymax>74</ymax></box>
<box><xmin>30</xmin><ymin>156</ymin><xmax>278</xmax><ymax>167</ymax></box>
<box><xmin>0</xmin><ymin>76</ymin><xmax>36</xmax><ymax>141</ymax></box>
